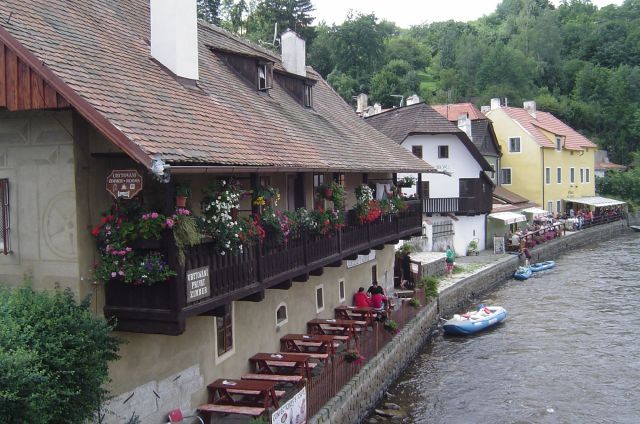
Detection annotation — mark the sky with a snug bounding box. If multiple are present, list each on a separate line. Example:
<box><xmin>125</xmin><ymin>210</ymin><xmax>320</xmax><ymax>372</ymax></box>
<box><xmin>312</xmin><ymin>0</ymin><xmax>625</xmax><ymax>28</ymax></box>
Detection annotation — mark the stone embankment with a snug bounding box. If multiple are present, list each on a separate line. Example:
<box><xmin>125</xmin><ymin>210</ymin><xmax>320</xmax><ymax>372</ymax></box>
<box><xmin>309</xmin><ymin>220</ymin><xmax>629</xmax><ymax>424</ymax></box>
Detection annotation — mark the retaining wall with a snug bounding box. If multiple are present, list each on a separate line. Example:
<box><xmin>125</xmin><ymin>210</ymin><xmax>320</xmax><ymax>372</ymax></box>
<box><xmin>308</xmin><ymin>220</ymin><xmax>630</xmax><ymax>424</ymax></box>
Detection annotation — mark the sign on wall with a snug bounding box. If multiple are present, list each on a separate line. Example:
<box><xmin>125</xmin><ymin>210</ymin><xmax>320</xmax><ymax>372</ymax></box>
<box><xmin>186</xmin><ymin>266</ymin><xmax>210</xmax><ymax>303</ymax></box>
<box><xmin>272</xmin><ymin>387</ymin><xmax>306</xmax><ymax>424</ymax></box>
<box><xmin>106</xmin><ymin>169</ymin><xmax>143</xmax><ymax>199</ymax></box>
<box><xmin>493</xmin><ymin>236</ymin><xmax>506</xmax><ymax>254</ymax></box>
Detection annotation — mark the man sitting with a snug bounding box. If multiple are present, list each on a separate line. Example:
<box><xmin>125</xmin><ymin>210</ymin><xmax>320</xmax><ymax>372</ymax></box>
<box><xmin>353</xmin><ymin>287</ymin><xmax>371</xmax><ymax>308</ymax></box>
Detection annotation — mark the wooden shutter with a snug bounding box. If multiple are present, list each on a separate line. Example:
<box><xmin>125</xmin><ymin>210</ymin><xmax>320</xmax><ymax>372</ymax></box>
<box><xmin>0</xmin><ymin>179</ymin><xmax>9</xmax><ymax>254</ymax></box>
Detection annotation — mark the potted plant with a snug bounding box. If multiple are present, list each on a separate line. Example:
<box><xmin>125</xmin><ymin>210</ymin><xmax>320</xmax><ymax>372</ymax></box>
<box><xmin>344</xmin><ymin>349</ymin><xmax>366</xmax><ymax>365</ymax></box>
<box><xmin>408</xmin><ymin>297</ymin><xmax>421</xmax><ymax>308</ymax></box>
<box><xmin>467</xmin><ymin>239</ymin><xmax>479</xmax><ymax>256</ymax></box>
<box><xmin>384</xmin><ymin>319</ymin><xmax>399</xmax><ymax>333</ymax></box>
<box><xmin>175</xmin><ymin>182</ymin><xmax>191</xmax><ymax>208</ymax></box>
<box><xmin>397</xmin><ymin>176</ymin><xmax>416</xmax><ymax>188</ymax></box>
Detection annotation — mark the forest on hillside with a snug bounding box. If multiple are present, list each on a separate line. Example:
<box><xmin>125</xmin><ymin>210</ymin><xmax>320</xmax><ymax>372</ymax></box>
<box><xmin>198</xmin><ymin>0</ymin><xmax>640</xmax><ymax>167</ymax></box>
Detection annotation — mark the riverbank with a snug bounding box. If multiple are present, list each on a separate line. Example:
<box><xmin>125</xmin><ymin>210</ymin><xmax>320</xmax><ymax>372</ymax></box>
<box><xmin>308</xmin><ymin>220</ymin><xmax>630</xmax><ymax>424</ymax></box>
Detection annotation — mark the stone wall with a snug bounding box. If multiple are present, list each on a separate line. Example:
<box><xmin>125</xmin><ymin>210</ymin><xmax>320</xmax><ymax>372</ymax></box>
<box><xmin>309</xmin><ymin>220</ymin><xmax>630</xmax><ymax>424</ymax></box>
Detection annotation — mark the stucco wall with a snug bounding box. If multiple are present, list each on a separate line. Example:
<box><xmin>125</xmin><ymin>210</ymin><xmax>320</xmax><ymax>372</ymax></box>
<box><xmin>453</xmin><ymin>214</ymin><xmax>486</xmax><ymax>257</ymax></box>
<box><xmin>0</xmin><ymin>110</ymin><xmax>83</xmax><ymax>294</ymax></box>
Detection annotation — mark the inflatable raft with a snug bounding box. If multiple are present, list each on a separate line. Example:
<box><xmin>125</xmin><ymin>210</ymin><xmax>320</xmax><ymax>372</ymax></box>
<box><xmin>443</xmin><ymin>305</ymin><xmax>508</xmax><ymax>335</ymax></box>
<box><xmin>530</xmin><ymin>260</ymin><xmax>555</xmax><ymax>272</ymax></box>
<box><xmin>513</xmin><ymin>266</ymin><xmax>532</xmax><ymax>280</ymax></box>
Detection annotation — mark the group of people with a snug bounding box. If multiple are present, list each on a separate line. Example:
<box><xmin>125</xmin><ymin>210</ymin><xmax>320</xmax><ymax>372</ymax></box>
<box><xmin>563</xmin><ymin>207</ymin><xmax>624</xmax><ymax>230</ymax></box>
<box><xmin>353</xmin><ymin>281</ymin><xmax>391</xmax><ymax>315</ymax></box>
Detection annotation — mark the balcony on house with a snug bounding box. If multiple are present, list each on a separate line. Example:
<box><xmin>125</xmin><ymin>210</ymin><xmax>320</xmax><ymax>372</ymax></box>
<box><xmin>103</xmin><ymin>202</ymin><xmax>423</xmax><ymax>335</ymax></box>
<box><xmin>422</xmin><ymin>177</ymin><xmax>493</xmax><ymax>215</ymax></box>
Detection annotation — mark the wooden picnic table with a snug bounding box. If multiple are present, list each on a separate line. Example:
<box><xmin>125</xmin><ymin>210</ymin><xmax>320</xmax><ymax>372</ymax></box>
<box><xmin>249</xmin><ymin>352</ymin><xmax>312</xmax><ymax>379</ymax></box>
<box><xmin>335</xmin><ymin>305</ymin><xmax>376</xmax><ymax>325</ymax></box>
<box><xmin>307</xmin><ymin>318</ymin><xmax>364</xmax><ymax>340</ymax></box>
<box><xmin>280</xmin><ymin>333</ymin><xmax>342</xmax><ymax>355</ymax></box>
<box><xmin>206</xmin><ymin>378</ymin><xmax>279</xmax><ymax>409</ymax></box>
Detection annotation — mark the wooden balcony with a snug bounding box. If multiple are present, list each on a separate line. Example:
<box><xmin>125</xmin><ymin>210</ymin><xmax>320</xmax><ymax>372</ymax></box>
<box><xmin>103</xmin><ymin>207</ymin><xmax>423</xmax><ymax>335</ymax></box>
<box><xmin>423</xmin><ymin>194</ymin><xmax>492</xmax><ymax>215</ymax></box>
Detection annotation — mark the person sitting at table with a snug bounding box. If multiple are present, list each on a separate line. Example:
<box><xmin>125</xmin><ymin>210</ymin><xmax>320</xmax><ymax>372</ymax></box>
<box><xmin>367</xmin><ymin>280</ymin><xmax>385</xmax><ymax>296</ymax></box>
<box><xmin>353</xmin><ymin>287</ymin><xmax>372</xmax><ymax>308</ymax></box>
<box><xmin>370</xmin><ymin>291</ymin><xmax>389</xmax><ymax>320</ymax></box>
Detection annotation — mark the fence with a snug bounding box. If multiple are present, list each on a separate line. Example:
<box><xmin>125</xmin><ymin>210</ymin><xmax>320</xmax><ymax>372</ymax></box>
<box><xmin>432</xmin><ymin>221</ymin><xmax>454</xmax><ymax>239</ymax></box>
<box><xmin>306</xmin><ymin>291</ymin><xmax>425</xmax><ymax>417</ymax></box>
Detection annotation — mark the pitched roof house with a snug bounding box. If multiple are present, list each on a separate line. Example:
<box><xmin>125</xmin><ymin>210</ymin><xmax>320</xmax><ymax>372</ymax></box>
<box><xmin>0</xmin><ymin>1</ymin><xmax>431</xmax><ymax>421</ymax></box>
<box><xmin>366</xmin><ymin>102</ymin><xmax>494</xmax><ymax>256</ymax></box>
<box><xmin>485</xmin><ymin>99</ymin><xmax>597</xmax><ymax>214</ymax></box>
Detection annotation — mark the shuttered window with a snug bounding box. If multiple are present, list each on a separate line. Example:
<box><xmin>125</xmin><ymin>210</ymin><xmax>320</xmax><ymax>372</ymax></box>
<box><xmin>216</xmin><ymin>306</ymin><xmax>233</xmax><ymax>356</ymax></box>
<box><xmin>0</xmin><ymin>179</ymin><xmax>9</xmax><ymax>255</ymax></box>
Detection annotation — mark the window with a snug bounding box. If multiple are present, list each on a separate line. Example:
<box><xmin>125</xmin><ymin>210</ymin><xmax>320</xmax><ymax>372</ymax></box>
<box><xmin>216</xmin><ymin>305</ymin><xmax>234</xmax><ymax>357</ymax></box>
<box><xmin>313</xmin><ymin>173</ymin><xmax>324</xmax><ymax>188</ymax></box>
<box><xmin>585</xmin><ymin>168</ymin><xmax>590</xmax><ymax>183</ymax></box>
<box><xmin>547</xmin><ymin>201</ymin><xmax>553</xmax><ymax>213</ymax></box>
<box><xmin>580</xmin><ymin>168</ymin><xmax>584</xmax><ymax>183</ymax></box>
<box><xmin>276</xmin><ymin>303</ymin><xmax>288</xmax><ymax>326</ymax></box>
<box><xmin>412</xmin><ymin>145</ymin><xmax>423</xmax><ymax>159</ymax></box>
<box><xmin>338</xmin><ymin>279</ymin><xmax>345</xmax><ymax>303</ymax></box>
<box><xmin>555</xmin><ymin>136</ymin><xmax>562</xmax><ymax>151</ymax></box>
<box><xmin>501</xmin><ymin>168</ymin><xmax>512</xmax><ymax>185</ymax></box>
<box><xmin>315</xmin><ymin>285</ymin><xmax>324</xmax><ymax>313</ymax></box>
<box><xmin>556</xmin><ymin>200</ymin><xmax>561</xmax><ymax>213</ymax></box>
<box><xmin>508</xmin><ymin>137</ymin><xmax>521</xmax><ymax>153</ymax></box>
<box><xmin>0</xmin><ymin>179</ymin><xmax>9</xmax><ymax>254</ymax></box>
<box><xmin>570</xmin><ymin>167</ymin><xmax>575</xmax><ymax>184</ymax></box>
<box><xmin>459</xmin><ymin>179</ymin><xmax>474</xmax><ymax>197</ymax></box>
<box><xmin>438</xmin><ymin>145</ymin><xmax>449</xmax><ymax>159</ymax></box>
<box><xmin>257</xmin><ymin>64</ymin><xmax>267</xmax><ymax>90</ymax></box>
<box><xmin>334</xmin><ymin>173</ymin><xmax>345</xmax><ymax>186</ymax></box>
<box><xmin>304</xmin><ymin>84</ymin><xmax>312</xmax><ymax>107</ymax></box>
<box><xmin>545</xmin><ymin>167</ymin><xmax>551</xmax><ymax>184</ymax></box>
<box><xmin>557</xmin><ymin>167</ymin><xmax>562</xmax><ymax>184</ymax></box>
<box><xmin>371</xmin><ymin>264</ymin><xmax>377</xmax><ymax>284</ymax></box>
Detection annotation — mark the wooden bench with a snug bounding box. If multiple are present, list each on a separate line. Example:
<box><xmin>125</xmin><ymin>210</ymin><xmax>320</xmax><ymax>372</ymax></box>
<box><xmin>242</xmin><ymin>373</ymin><xmax>304</xmax><ymax>384</ymax></box>
<box><xmin>280</xmin><ymin>352</ymin><xmax>329</xmax><ymax>362</ymax></box>
<box><xmin>226</xmin><ymin>388</ymin><xmax>286</xmax><ymax>398</ymax></box>
<box><xmin>296</xmin><ymin>341</ymin><xmax>340</xmax><ymax>348</ymax></box>
<box><xmin>265</xmin><ymin>360</ymin><xmax>317</xmax><ymax>369</ymax></box>
<box><xmin>198</xmin><ymin>403</ymin><xmax>265</xmax><ymax>417</ymax></box>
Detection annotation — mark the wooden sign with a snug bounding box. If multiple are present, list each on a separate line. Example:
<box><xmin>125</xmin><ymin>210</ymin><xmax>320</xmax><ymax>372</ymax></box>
<box><xmin>186</xmin><ymin>266</ymin><xmax>210</xmax><ymax>303</ymax></box>
<box><xmin>106</xmin><ymin>169</ymin><xmax>143</xmax><ymax>199</ymax></box>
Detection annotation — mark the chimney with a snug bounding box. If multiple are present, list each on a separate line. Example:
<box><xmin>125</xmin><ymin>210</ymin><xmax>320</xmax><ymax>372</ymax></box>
<box><xmin>480</xmin><ymin>105</ymin><xmax>491</xmax><ymax>113</ymax></box>
<box><xmin>406</xmin><ymin>94</ymin><xmax>421</xmax><ymax>106</ymax></box>
<box><xmin>373</xmin><ymin>103</ymin><xmax>382</xmax><ymax>115</ymax></box>
<box><xmin>457</xmin><ymin>113</ymin><xmax>473</xmax><ymax>140</ymax></box>
<box><xmin>523</xmin><ymin>100</ymin><xmax>537</xmax><ymax>118</ymax></box>
<box><xmin>151</xmin><ymin>0</ymin><xmax>199</xmax><ymax>80</ymax></box>
<box><xmin>356</xmin><ymin>93</ymin><xmax>369</xmax><ymax>114</ymax></box>
<box><xmin>281</xmin><ymin>30</ymin><xmax>306</xmax><ymax>77</ymax></box>
<box><xmin>490</xmin><ymin>98</ymin><xmax>501</xmax><ymax>110</ymax></box>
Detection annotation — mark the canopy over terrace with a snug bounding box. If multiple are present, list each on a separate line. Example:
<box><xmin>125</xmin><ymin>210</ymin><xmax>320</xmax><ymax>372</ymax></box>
<box><xmin>565</xmin><ymin>196</ymin><xmax>627</xmax><ymax>209</ymax></box>
<box><xmin>521</xmin><ymin>207</ymin><xmax>549</xmax><ymax>218</ymax></box>
<box><xmin>488</xmin><ymin>211</ymin><xmax>527</xmax><ymax>225</ymax></box>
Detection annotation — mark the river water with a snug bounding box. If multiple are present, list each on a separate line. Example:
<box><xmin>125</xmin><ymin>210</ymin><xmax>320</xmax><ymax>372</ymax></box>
<box><xmin>381</xmin><ymin>233</ymin><xmax>640</xmax><ymax>424</ymax></box>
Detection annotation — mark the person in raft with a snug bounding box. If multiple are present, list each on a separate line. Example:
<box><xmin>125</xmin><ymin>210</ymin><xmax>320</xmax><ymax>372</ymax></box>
<box><xmin>353</xmin><ymin>287</ymin><xmax>372</xmax><ymax>308</ymax></box>
<box><xmin>445</xmin><ymin>246</ymin><xmax>455</xmax><ymax>274</ymax></box>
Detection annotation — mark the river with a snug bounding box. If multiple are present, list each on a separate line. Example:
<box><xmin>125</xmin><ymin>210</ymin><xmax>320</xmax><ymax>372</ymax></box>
<box><xmin>378</xmin><ymin>233</ymin><xmax>640</xmax><ymax>424</ymax></box>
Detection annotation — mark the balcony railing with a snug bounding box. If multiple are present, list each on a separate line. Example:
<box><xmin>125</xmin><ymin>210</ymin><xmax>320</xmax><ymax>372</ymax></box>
<box><xmin>423</xmin><ymin>194</ymin><xmax>492</xmax><ymax>215</ymax></box>
<box><xmin>104</xmin><ymin>207</ymin><xmax>423</xmax><ymax>335</ymax></box>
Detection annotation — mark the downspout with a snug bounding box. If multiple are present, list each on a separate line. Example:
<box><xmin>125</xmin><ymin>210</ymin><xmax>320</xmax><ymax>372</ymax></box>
<box><xmin>541</xmin><ymin>148</ymin><xmax>545</xmax><ymax>209</ymax></box>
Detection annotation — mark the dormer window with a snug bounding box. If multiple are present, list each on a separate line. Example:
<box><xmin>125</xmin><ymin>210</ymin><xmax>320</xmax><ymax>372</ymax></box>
<box><xmin>258</xmin><ymin>64</ymin><xmax>267</xmax><ymax>91</ymax></box>
<box><xmin>555</xmin><ymin>136</ymin><xmax>562</xmax><ymax>151</ymax></box>
<box><xmin>304</xmin><ymin>84</ymin><xmax>312</xmax><ymax>107</ymax></box>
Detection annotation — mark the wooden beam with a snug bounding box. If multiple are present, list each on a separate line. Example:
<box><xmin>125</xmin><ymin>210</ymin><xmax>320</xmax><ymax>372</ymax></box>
<box><xmin>43</xmin><ymin>82</ymin><xmax>57</xmax><ymax>108</ymax></box>
<box><xmin>17</xmin><ymin>58</ymin><xmax>31</xmax><ymax>110</ymax></box>
<box><xmin>385</xmin><ymin>239</ymin><xmax>400</xmax><ymax>245</ymax></box>
<box><xmin>0</xmin><ymin>43</ymin><xmax>6</xmax><ymax>108</ymax></box>
<box><xmin>293</xmin><ymin>273</ymin><xmax>309</xmax><ymax>283</ymax></box>
<box><xmin>240</xmin><ymin>290</ymin><xmax>265</xmax><ymax>303</ymax></box>
<box><xmin>271</xmin><ymin>280</ymin><xmax>293</xmax><ymax>290</ymax></box>
<box><xmin>30</xmin><ymin>70</ymin><xmax>44</xmax><ymax>109</ymax></box>
<box><xmin>345</xmin><ymin>253</ymin><xmax>358</xmax><ymax>260</ymax></box>
<box><xmin>372</xmin><ymin>244</ymin><xmax>386</xmax><ymax>251</ymax></box>
<box><xmin>326</xmin><ymin>260</ymin><xmax>342</xmax><ymax>267</ymax></box>
<box><xmin>309</xmin><ymin>268</ymin><xmax>324</xmax><ymax>276</ymax></box>
<box><xmin>5</xmin><ymin>48</ymin><xmax>17</xmax><ymax>110</ymax></box>
<box><xmin>358</xmin><ymin>248</ymin><xmax>371</xmax><ymax>256</ymax></box>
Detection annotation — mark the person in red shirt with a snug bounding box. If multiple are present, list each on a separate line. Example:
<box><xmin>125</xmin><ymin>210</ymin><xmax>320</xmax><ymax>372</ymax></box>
<box><xmin>353</xmin><ymin>287</ymin><xmax>371</xmax><ymax>308</ymax></box>
<box><xmin>370</xmin><ymin>292</ymin><xmax>387</xmax><ymax>310</ymax></box>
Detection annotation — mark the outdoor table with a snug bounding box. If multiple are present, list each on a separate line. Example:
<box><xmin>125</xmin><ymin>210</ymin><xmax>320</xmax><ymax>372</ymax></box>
<box><xmin>280</xmin><ymin>333</ymin><xmax>341</xmax><ymax>355</ymax></box>
<box><xmin>206</xmin><ymin>378</ymin><xmax>279</xmax><ymax>409</ymax></box>
<box><xmin>307</xmin><ymin>318</ymin><xmax>361</xmax><ymax>340</ymax></box>
<box><xmin>335</xmin><ymin>305</ymin><xmax>376</xmax><ymax>326</ymax></box>
<box><xmin>249</xmin><ymin>352</ymin><xmax>312</xmax><ymax>379</ymax></box>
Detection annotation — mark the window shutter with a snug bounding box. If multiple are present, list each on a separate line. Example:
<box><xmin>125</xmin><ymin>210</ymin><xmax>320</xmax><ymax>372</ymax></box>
<box><xmin>0</xmin><ymin>179</ymin><xmax>9</xmax><ymax>255</ymax></box>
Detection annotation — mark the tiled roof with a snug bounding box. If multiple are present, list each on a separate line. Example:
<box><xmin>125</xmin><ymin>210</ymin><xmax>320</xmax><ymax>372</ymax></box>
<box><xmin>0</xmin><ymin>0</ymin><xmax>432</xmax><ymax>173</ymax></box>
<box><xmin>493</xmin><ymin>186</ymin><xmax>530</xmax><ymax>205</ymax></box>
<box><xmin>431</xmin><ymin>103</ymin><xmax>487</xmax><ymax>121</ymax></box>
<box><xmin>595</xmin><ymin>162</ymin><xmax>626</xmax><ymax>170</ymax></box>
<box><xmin>365</xmin><ymin>103</ymin><xmax>493</xmax><ymax>171</ymax></box>
<box><xmin>501</xmin><ymin>107</ymin><xmax>597</xmax><ymax>151</ymax></box>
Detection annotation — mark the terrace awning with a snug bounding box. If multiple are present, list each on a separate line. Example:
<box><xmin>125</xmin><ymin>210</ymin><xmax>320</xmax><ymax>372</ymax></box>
<box><xmin>521</xmin><ymin>207</ymin><xmax>549</xmax><ymax>217</ymax></box>
<box><xmin>488</xmin><ymin>212</ymin><xmax>527</xmax><ymax>225</ymax></box>
<box><xmin>564</xmin><ymin>196</ymin><xmax>626</xmax><ymax>208</ymax></box>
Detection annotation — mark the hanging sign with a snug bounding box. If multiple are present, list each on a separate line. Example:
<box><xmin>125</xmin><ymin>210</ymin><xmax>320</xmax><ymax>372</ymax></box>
<box><xmin>272</xmin><ymin>387</ymin><xmax>306</xmax><ymax>424</ymax></box>
<box><xmin>106</xmin><ymin>169</ymin><xmax>143</xmax><ymax>199</ymax></box>
<box><xmin>186</xmin><ymin>266</ymin><xmax>210</xmax><ymax>303</ymax></box>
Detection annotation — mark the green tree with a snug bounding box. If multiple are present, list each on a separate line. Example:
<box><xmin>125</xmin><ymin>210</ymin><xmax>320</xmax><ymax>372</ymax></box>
<box><xmin>246</xmin><ymin>0</ymin><xmax>315</xmax><ymax>45</ymax></box>
<box><xmin>198</xmin><ymin>0</ymin><xmax>222</xmax><ymax>24</ymax></box>
<box><xmin>0</xmin><ymin>286</ymin><xmax>121</xmax><ymax>424</ymax></box>
<box><xmin>370</xmin><ymin>60</ymin><xmax>419</xmax><ymax>107</ymax></box>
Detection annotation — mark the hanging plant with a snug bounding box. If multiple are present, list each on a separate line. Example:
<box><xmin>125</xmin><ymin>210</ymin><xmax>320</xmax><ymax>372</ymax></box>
<box><xmin>397</xmin><ymin>176</ymin><xmax>417</xmax><ymax>188</ymax></box>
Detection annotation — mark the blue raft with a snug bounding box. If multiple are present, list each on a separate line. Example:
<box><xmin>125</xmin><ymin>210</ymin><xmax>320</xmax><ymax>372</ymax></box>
<box><xmin>443</xmin><ymin>305</ymin><xmax>508</xmax><ymax>335</ymax></box>
<box><xmin>513</xmin><ymin>266</ymin><xmax>532</xmax><ymax>280</ymax></box>
<box><xmin>530</xmin><ymin>260</ymin><xmax>555</xmax><ymax>272</ymax></box>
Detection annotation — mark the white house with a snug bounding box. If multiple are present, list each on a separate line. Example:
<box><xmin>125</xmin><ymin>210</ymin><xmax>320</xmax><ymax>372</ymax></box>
<box><xmin>366</xmin><ymin>103</ymin><xmax>494</xmax><ymax>256</ymax></box>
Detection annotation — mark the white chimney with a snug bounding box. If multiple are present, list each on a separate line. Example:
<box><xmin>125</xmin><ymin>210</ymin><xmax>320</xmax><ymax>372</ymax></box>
<box><xmin>151</xmin><ymin>0</ymin><xmax>199</xmax><ymax>80</ymax></box>
<box><xmin>281</xmin><ymin>30</ymin><xmax>306</xmax><ymax>77</ymax></box>
<box><xmin>457</xmin><ymin>113</ymin><xmax>473</xmax><ymax>140</ymax></box>
<box><xmin>406</xmin><ymin>94</ymin><xmax>421</xmax><ymax>106</ymax></box>
<box><xmin>480</xmin><ymin>105</ymin><xmax>491</xmax><ymax>113</ymax></box>
<box><xmin>490</xmin><ymin>98</ymin><xmax>501</xmax><ymax>110</ymax></box>
<box><xmin>356</xmin><ymin>93</ymin><xmax>369</xmax><ymax>114</ymax></box>
<box><xmin>523</xmin><ymin>100</ymin><xmax>537</xmax><ymax>118</ymax></box>
<box><xmin>373</xmin><ymin>103</ymin><xmax>382</xmax><ymax>115</ymax></box>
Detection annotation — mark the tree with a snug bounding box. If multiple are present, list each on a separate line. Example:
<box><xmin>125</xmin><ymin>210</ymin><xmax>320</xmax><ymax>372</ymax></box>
<box><xmin>198</xmin><ymin>0</ymin><xmax>222</xmax><ymax>24</ymax></box>
<box><xmin>246</xmin><ymin>0</ymin><xmax>315</xmax><ymax>45</ymax></box>
<box><xmin>370</xmin><ymin>60</ymin><xmax>419</xmax><ymax>107</ymax></box>
<box><xmin>0</xmin><ymin>286</ymin><xmax>121</xmax><ymax>423</ymax></box>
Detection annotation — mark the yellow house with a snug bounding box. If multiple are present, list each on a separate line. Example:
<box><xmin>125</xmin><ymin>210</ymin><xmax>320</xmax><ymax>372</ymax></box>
<box><xmin>485</xmin><ymin>99</ymin><xmax>596</xmax><ymax>214</ymax></box>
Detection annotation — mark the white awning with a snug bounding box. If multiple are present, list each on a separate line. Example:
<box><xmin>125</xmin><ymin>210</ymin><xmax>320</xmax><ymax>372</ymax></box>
<box><xmin>488</xmin><ymin>211</ymin><xmax>527</xmax><ymax>224</ymax></box>
<box><xmin>521</xmin><ymin>207</ymin><xmax>548</xmax><ymax>217</ymax></box>
<box><xmin>564</xmin><ymin>196</ymin><xmax>627</xmax><ymax>208</ymax></box>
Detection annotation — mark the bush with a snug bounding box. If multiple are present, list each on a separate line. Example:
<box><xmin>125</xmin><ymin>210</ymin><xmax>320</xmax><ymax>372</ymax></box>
<box><xmin>0</xmin><ymin>286</ymin><xmax>121</xmax><ymax>424</ymax></box>
<box><xmin>420</xmin><ymin>275</ymin><xmax>439</xmax><ymax>300</ymax></box>
<box><xmin>408</xmin><ymin>297</ymin><xmax>421</xmax><ymax>308</ymax></box>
